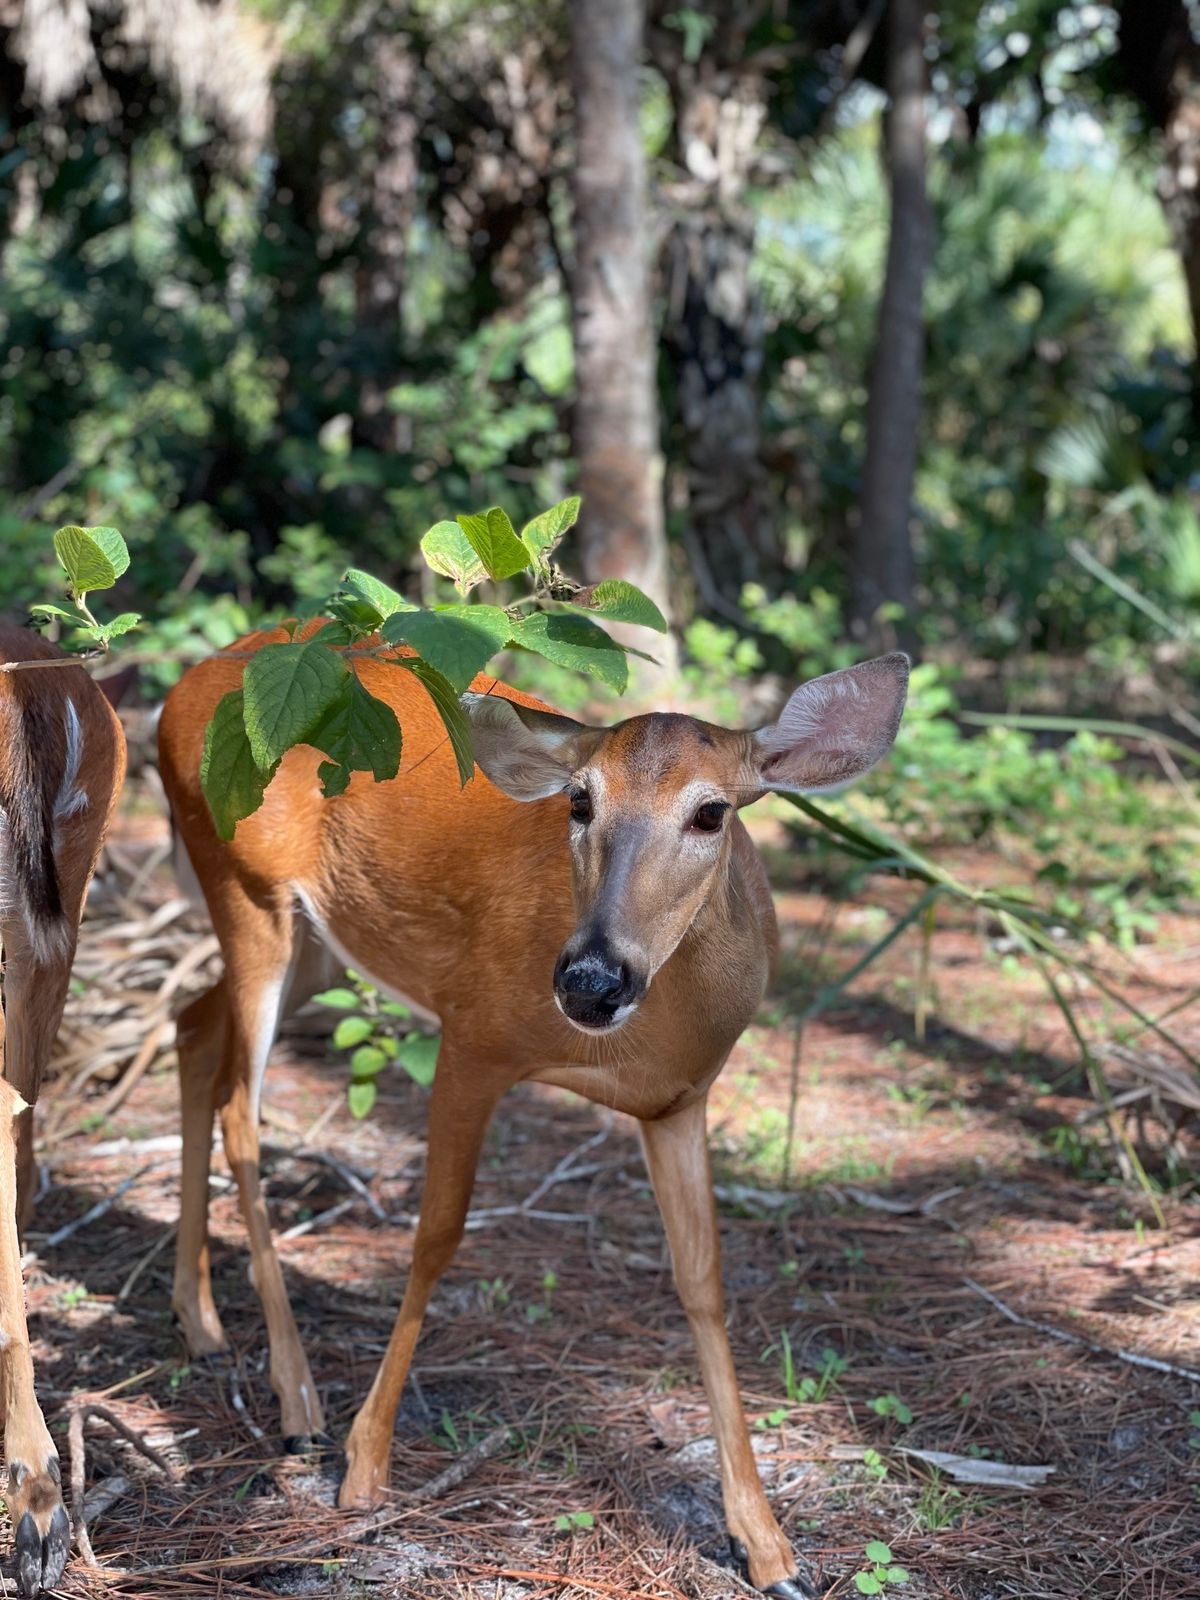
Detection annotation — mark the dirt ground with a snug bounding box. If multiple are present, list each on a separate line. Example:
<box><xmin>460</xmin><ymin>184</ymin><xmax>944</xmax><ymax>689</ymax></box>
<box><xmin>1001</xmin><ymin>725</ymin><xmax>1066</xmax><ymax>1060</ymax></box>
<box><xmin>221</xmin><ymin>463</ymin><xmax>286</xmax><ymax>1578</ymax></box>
<box><xmin>6</xmin><ymin>768</ymin><xmax>1200</xmax><ymax>1600</ymax></box>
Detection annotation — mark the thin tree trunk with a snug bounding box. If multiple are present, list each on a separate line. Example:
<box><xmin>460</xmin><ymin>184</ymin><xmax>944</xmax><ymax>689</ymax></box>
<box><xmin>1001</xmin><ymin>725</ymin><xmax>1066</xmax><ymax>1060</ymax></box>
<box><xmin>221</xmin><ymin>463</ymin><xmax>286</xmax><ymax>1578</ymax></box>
<box><xmin>851</xmin><ymin>0</ymin><xmax>930</xmax><ymax>644</ymax></box>
<box><xmin>660</xmin><ymin>54</ymin><xmax>775</xmax><ymax>605</ymax></box>
<box><xmin>567</xmin><ymin>0</ymin><xmax>671</xmax><ymax>623</ymax></box>
<box><xmin>1116</xmin><ymin>0</ymin><xmax>1200</xmax><ymax>414</ymax></box>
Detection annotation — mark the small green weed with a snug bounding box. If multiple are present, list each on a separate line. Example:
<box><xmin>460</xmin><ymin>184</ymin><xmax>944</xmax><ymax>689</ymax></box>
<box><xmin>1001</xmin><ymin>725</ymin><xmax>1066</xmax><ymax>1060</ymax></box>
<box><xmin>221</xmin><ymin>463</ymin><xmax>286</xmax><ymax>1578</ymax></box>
<box><xmin>554</xmin><ymin>1509</ymin><xmax>595</xmax><ymax>1533</ymax></box>
<box><xmin>862</xmin><ymin>1447</ymin><xmax>888</xmax><ymax>1481</ymax></box>
<box><xmin>313</xmin><ymin>970</ymin><xmax>439</xmax><ymax>1118</ymax></box>
<box><xmin>854</xmin><ymin>1541</ymin><xmax>909</xmax><ymax>1593</ymax></box>
<box><xmin>914</xmin><ymin>1469</ymin><xmax>966</xmax><ymax>1531</ymax></box>
<box><xmin>767</xmin><ymin>1332</ymin><xmax>848</xmax><ymax>1403</ymax></box>
<box><xmin>868</xmin><ymin>1393</ymin><xmax>913</xmax><ymax>1425</ymax></box>
<box><xmin>525</xmin><ymin>1269</ymin><xmax>558</xmax><ymax>1323</ymax></box>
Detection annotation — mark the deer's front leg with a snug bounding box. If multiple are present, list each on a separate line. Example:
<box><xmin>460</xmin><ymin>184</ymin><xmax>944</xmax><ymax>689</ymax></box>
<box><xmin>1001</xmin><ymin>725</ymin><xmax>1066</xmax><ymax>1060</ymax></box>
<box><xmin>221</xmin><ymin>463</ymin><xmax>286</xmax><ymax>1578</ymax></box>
<box><xmin>0</xmin><ymin>1084</ymin><xmax>69</xmax><ymax>1596</ymax></box>
<box><xmin>340</xmin><ymin>1059</ymin><xmax>500</xmax><ymax>1509</ymax></box>
<box><xmin>640</xmin><ymin>1096</ymin><xmax>817</xmax><ymax>1599</ymax></box>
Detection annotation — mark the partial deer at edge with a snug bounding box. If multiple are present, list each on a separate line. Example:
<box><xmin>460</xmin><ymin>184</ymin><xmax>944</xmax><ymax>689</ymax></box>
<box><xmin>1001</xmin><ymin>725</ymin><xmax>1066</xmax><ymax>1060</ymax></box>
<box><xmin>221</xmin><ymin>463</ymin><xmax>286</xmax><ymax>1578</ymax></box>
<box><xmin>0</xmin><ymin>624</ymin><xmax>126</xmax><ymax>1595</ymax></box>
<box><xmin>158</xmin><ymin>622</ymin><xmax>908</xmax><ymax>1600</ymax></box>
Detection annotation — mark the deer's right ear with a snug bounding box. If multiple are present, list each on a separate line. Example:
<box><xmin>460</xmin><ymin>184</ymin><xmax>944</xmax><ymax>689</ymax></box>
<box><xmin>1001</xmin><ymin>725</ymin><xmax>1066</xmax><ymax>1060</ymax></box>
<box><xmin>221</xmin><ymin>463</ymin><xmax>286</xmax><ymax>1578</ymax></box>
<box><xmin>462</xmin><ymin>694</ymin><xmax>597</xmax><ymax>801</ymax></box>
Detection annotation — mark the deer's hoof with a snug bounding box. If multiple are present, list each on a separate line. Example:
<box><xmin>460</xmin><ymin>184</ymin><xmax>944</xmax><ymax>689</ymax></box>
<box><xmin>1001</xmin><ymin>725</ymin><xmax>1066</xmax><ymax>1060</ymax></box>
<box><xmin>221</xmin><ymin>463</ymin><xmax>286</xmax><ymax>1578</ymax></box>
<box><xmin>284</xmin><ymin>1430</ymin><xmax>335</xmax><ymax>1458</ymax></box>
<box><xmin>729</xmin><ymin>1537</ymin><xmax>823</xmax><ymax>1599</ymax></box>
<box><xmin>9</xmin><ymin>1458</ymin><xmax>70</xmax><ymax>1597</ymax></box>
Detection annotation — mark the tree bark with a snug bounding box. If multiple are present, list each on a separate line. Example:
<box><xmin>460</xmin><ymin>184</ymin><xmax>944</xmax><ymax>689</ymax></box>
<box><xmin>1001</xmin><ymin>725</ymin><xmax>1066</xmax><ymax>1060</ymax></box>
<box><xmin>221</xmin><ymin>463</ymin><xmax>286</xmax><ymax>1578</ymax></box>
<box><xmin>851</xmin><ymin>0</ymin><xmax>931</xmax><ymax>643</ymax></box>
<box><xmin>657</xmin><ymin>45</ymin><xmax>776</xmax><ymax>607</ymax></box>
<box><xmin>1115</xmin><ymin>0</ymin><xmax>1200</xmax><ymax>409</ymax></box>
<box><xmin>567</xmin><ymin>0</ymin><xmax>671</xmax><ymax>621</ymax></box>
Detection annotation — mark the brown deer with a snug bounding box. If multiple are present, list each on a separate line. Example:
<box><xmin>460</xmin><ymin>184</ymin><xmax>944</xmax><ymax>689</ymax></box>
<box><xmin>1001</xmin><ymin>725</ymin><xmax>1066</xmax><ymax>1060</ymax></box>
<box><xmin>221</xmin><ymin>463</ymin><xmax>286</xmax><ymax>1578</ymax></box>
<box><xmin>157</xmin><ymin>622</ymin><xmax>908</xmax><ymax>1598</ymax></box>
<box><xmin>0</xmin><ymin>625</ymin><xmax>127</xmax><ymax>1594</ymax></box>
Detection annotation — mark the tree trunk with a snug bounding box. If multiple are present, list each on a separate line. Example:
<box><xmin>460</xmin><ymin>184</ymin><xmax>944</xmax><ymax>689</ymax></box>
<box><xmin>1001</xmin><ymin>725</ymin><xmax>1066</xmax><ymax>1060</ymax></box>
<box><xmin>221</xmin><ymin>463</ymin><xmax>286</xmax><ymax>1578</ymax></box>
<box><xmin>353</xmin><ymin>31</ymin><xmax>418</xmax><ymax>453</ymax></box>
<box><xmin>1116</xmin><ymin>0</ymin><xmax>1200</xmax><ymax>411</ymax></box>
<box><xmin>659</xmin><ymin>54</ymin><xmax>776</xmax><ymax>609</ymax></box>
<box><xmin>851</xmin><ymin>0</ymin><xmax>930</xmax><ymax>644</ymax></box>
<box><xmin>567</xmin><ymin>0</ymin><xmax>670</xmax><ymax>622</ymax></box>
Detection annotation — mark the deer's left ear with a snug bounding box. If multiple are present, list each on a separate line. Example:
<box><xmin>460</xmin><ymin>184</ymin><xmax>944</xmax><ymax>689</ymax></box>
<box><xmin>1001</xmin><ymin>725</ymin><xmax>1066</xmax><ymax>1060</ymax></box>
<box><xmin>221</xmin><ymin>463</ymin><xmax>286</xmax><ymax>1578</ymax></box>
<box><xmin>747</xmin><ymin>652</ymin><xmax>910</xmax><ymax>798</ymax></box>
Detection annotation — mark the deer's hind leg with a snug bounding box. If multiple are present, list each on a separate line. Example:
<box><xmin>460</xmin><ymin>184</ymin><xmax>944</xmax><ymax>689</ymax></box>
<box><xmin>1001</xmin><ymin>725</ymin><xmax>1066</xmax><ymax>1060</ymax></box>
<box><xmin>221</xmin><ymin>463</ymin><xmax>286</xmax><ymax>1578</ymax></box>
<box><xmin>172</xmin><ymin>880</ymin><xmax>325</xmax><ymax>1447</ymax></box>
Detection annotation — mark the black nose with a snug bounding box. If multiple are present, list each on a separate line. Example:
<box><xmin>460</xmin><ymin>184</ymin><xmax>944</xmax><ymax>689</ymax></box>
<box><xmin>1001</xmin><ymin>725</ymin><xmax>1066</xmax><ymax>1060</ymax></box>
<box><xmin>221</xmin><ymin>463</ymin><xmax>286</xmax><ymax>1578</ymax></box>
<box><xmin>554</xmin><ymin>944</ymin><xmax>640</xmax><ymax>1029</ymax></box>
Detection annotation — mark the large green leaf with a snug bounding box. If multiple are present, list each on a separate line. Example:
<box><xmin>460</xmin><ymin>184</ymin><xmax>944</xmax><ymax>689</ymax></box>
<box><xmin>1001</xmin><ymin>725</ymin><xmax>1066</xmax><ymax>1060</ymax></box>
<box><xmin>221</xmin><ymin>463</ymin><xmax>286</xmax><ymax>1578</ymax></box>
<box><xmin>200</xmin><ymin>689</ymin><xmax>279</xmax><ymax>842</ymax></box>
<box><xmin>456</xmin><ymin>506</ymin><xmax>531</xmax><ymax>581</ymax></box>
<box><xmin>520</xmin><ymin>496</ymin><xmax>581</xmax><ymax>564</ymax></box>
<box><xmin>511</xmin><ymin>610</ymin><xmax>629</xmax><ymax>692</ymax></box>
<box><xmin>397</xmin><ymin>657</ymin><xmax>475</xmax><ymax>783</ymax></box>
<box><xmin>420</xmin><ymin>520</ymin><xmax>486</xmax><ymax>594</ymax></box>
<box><xmin>307</xmin><ymin>669</ymin><xmax>403</xmax><ymax>797</ymax></box>
<box><xmin>568</xmin><ymin>579</ymin><xmax>667</xmax><ymax>632</ymax></box>
<box><xmin>53</xmin><ymin>525</ymin><xmax>130</xmax><ymax>595</ymax></box>
<box><xmin>242</xmin><ymin>638</ymin><xmax>348</xmax><ymax>770</ymax></box>
<box><xmin>380</xmin><ymin>604</ymin><xmax>512</xmax><ymax>691</ymax></box>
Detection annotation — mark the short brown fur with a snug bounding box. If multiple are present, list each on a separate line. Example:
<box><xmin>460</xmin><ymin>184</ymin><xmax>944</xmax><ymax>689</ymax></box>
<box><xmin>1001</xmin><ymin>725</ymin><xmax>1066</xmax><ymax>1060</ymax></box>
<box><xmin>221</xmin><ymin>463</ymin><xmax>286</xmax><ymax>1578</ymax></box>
<box><xmin>158</xmin><ymin>623</ymin><xmax>909</xmax><ymax>1597</ymax></box>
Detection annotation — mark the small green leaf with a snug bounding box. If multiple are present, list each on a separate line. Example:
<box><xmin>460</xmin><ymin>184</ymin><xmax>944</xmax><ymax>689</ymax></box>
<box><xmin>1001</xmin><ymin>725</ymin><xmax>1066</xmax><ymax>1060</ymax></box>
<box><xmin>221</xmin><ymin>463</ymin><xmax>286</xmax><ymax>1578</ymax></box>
<box><xmin>347</xmin><ymin>1081</ymin><xmax>377</xmax><ymax>1119</ymax></box>
<box><xmin>28</xmin><ymin>601</ymin><xmax>94</xmax><ymax>629</ymax></box>
<box><xmin>572</xmin><ymin>1511</ymin><xmax>595</xmax><ymax>1529</ymax></box>
<box><xmin>332</xmin><ymin>1016</ymin><xmax>373</xmax><ymax>1049</ymax></box>
<box><xmin>420</xmin><ymin>520</ymin><xmax>486</xmax><ymax>595</ymax></box>
<box><xmin>864</xmin><ymin>1543</ymin><xmax>893</xmax><ymax>1565</ymax></box>
<box><xmin>886</xmin><ymin>1568</ymin><xmax>909</xmax><ymax>1585</ymax></box>
<box><xmin>854</xmin><ymin>1575</ymin><xmax>883</xmax><ymax>1596</ymax></box>
<box><xmin>53</xmin><ymin>524</ymin><xmax>130</xmax><ymax>594</ymax></box>
<box><xmin>350</xmin><ymin>1044</ymin><xmax>389</xmax><ymax>1079</ymax></box>
<box><xmin>339</xmin><ymin>568</ymin><xmax>416</xmax><ymax>625</ymax></box>
<box><xmin>569</xmin><ymin>579</ymin><xmax>667</xmax><ymax>632</ymax></box>
<box><xmin>200</xmin><ymin>690</ymin><xmax>278</xmax><ymax>841</ymax></box>
<box><xmin>379</xmin><ymin>1000</ymin><xmax>412</xmax><ymax>1019</ymax></box>
<box><xmin>554</xmin><ymin>1515</ymin><xmax>571</xmax><ymax>1532</ymax></box>
<box><xmin>307</xmin><ymin>670</ymin><xmax>402</xmax><ymax>798</ymax></box>
<box><xmin>396</xmin><ymin>1033</ymin><xmax>439</xmax><ymax>1087</ymax></box>
<box><xmin>398</xmin><ymin>657</ymin><xmax>475</xmax><ymax>783</ymax></box>
<box><xmin>456</xmin><ymin>506</ymin><xmax>532</xmax><ymax>581</ymax></box>
<box><xmin>312</xmin><ymin>987</ymin><xmax>359</xmax><ymax>1010</ymax></box>
<box><xmin>242</xmin><ymin>638</ymin><xmax>348</xmax><ymax>770</ymax></box>
<box><xmin>381</xmin><ymin>604</ymin><xmax>512</xmax><ymax>692</ymax></box>
<box><xmin>520</xmin><ymin>496</ymin><xmax>581</xmax><ymax>563</ymax></box>
<box><xmin>511</xmin><ymin>610</ymin><xmax>629</xmax><ymax>692</ymax></box>
<box><xmin>96</xmin><ymin>611</ymin><xmax>141</xmax><ymax>643</ymax></box>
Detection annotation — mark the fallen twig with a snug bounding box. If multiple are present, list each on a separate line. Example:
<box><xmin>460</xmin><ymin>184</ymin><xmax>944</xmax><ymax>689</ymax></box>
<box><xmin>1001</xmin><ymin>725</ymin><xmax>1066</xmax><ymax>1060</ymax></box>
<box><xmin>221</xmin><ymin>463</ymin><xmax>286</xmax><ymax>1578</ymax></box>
<box><xmin>69</xmin><ymin>1403</ymin><xmax>180</xmax><ymax>1566</ymax></box>
<box><xmin>964</xmin><ymin>1277</ymin><xmax>1200</xmax><ymax>1383</ymax></box>
<box><xmin>41</xmin><ymin>1166</ymin><xmax>152</xmax><ymax>1248</ymax></box>
<box><xmin>408</xmin><ymin>1425</ymin><xmax>510</xmax><ymax>1500</ymax></box>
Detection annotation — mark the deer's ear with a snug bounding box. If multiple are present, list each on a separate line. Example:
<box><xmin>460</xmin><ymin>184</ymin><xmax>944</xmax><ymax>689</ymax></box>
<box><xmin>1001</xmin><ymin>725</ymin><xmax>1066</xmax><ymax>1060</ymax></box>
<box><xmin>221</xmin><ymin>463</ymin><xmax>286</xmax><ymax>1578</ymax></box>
<box><xmin>749</xmin><ymin>653</ymin><xmax>910</xmax><ymax>796</ymax></box>
<box><xmin>462</xmin><ymin>693</ymin><xmax>598</xmax><ymax>801</ymax></box>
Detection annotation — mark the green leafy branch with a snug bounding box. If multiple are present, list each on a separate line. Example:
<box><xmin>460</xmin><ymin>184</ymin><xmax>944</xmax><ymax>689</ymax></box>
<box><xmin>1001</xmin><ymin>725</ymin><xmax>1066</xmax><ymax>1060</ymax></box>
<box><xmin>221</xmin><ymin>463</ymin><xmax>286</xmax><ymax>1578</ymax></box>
<box><xmin>33</xmin><ymin>525</ymin><xmax>141</xmax><ymax>648</ymax></box>
<box><xmin>200</xmin><ymin>497</ymin><xmax>667</xmax><ymax>840</ymax></box>
<box><xmin>9</xmin><ymin>525</ymin><xmax>141</xmax><ymax>670</ymax></box>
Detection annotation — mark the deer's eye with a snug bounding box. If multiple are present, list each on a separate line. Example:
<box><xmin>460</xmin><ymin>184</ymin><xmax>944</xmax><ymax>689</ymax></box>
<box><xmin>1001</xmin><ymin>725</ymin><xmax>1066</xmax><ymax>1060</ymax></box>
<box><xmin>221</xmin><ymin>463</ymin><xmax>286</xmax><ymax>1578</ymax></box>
<box><xmin>690</xmin><ymin>800</ymin><xmax>729</xmax><ymax>833</ymax></box>
<box><xmin>568</xmin><ymin>787</ymin><xmax>593</xmax><ymax>824</ymax></box>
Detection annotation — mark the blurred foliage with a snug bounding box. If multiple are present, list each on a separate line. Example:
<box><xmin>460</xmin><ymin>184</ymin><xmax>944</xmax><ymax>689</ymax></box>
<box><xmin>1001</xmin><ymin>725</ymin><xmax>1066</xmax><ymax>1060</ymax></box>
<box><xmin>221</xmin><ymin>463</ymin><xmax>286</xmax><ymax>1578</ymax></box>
<box><xmin>0</xmin><ymin>0</ymin><xmax>1197</xmax><ymax>690</ymax></box>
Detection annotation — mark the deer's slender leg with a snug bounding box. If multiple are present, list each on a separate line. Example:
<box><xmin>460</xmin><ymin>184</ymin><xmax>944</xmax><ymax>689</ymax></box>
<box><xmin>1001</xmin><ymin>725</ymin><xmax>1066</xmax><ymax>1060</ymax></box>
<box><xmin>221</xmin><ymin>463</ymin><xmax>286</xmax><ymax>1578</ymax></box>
<box><xmin>340</xmin><ymin>1055</ymin><xmax>500</xmax><ymax>1509</ymax></box>
<box><xmin>640</xmin><ymin>1096</ymin><xmax>814</xmax><ymax>1598</ymax></box>
<box><xmin>171</xmin><ymin>982</ymin><xmax>230</xmax><ymax>1357</ymax></box>
<box><xmin>1</xmin><ymin>939</ymin><xmax>73</xmax><ymax>1234</ymax></box>
<box><xmin>0</xmin><ymin>1079</ymin><xmax>69</xmax><ymax>1596</ymax></box>
<box><xmin>172</xmin><ymin>884</ymin><xmax>322</xmax><ymax>1445</ymax></box>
